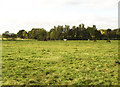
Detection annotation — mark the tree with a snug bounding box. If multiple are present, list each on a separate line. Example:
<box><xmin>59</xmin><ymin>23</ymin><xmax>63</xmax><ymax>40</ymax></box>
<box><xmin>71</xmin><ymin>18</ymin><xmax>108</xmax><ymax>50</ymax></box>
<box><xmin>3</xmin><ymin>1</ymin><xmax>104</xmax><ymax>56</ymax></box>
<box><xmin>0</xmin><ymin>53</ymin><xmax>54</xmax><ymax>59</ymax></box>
<box><xmin>56</xmin><ymin>25</ymin><xmax>64</xmax><ymax>40</ymax></box>
<box><xmin>71</xmin><ymin>26</ymin><xmax>77</xmax><ymax>39</ymax></box>
<box><xmin>116</xmin><ymin>28</ymin><xmax>120</xmax><ymax>39</ymax></box>
<box><xmin>111</xmin><ymin>29</ymin><xmax>117</xmax><ymax>39</ymax></box>
<box><xmin>10</xmin><ymin>33</ymin><xmax>17</xmax><ymax>40</ymax></box>
<box><xmin>77</xmin><ymin>24</ymin><xmax>82</xmax><ymax>39</ymax></box>
<box><xmin>49</xmin><ymin>28</ymin><xmax>56</xmax><ymax>40</ymax></box>
<box><xmin>106</xmin><ymin>29</ymin><xmax>112</xmax><ymax>39</ymax></box>
<box><xmin>63</xmin><ymin>25</ymin><xmax>70</xmax><ymax>39</ymax></box>
<box><xmin>95</xmin><ymin>30</ymin><xmax>102</xmax><ymax>40</ymax></box>
<box><xmin>80</xmin><ymin>24</ymin><xmax>90</xmax><ymax>40</ymax></box>
<box><xmin>2</xmin><ymin>31</ymin><xmax>17</xmax><ymax>40</ymax></box>
<box><xmin>103</xmin><ymin>29</ymin><xmax>112</xmax><ymax>40</ymax></box>
<box><xmin>87</xmin><ymin>27</ymin><xmax>95</xmax><ymax>39</ymax></box>
<box><xmin>81</xmin><ymin>24</ymin><xmax>85</xmax><ymax>30</ymax></box>
<box><xmin>67</xmin><ymin>29</ymin><xmax>72</xmax><ymax>40</ymax></box>
<box><xmin>50</xmin><ymin>31</ymin><xmax>55</xmax><ymax>40</ymax></box>
<box><xmin>30</xmin><ymin>29</ymin><xmax>37</xmax><ymax>39</ymax></box>
<box><xmin>2</xmin><ymin>31</ymin><xmax>10</xmax><ymax>40</ymax></box>
<box><xmin>22</xmin><ymin>31</ymin><xmax>28</xmax><ymax>39</ymax></box>
<box><xmin>28</xmin><ymin>31</ymin><xmax>32</xmax><ymax>39</ymax></box>
<box><xmin>37</xmin><ymin>28</ymin><xmax>47</xmax><ymax>41</ymax></box>
<box><xmin>3</xmin><ymin>24</ymin><xmax>119</xmax><ymax>41</ymax></box>
<box><xmin>17</xmin><ymin>30</ymin><xmax>26</xmax><ymax>39</ymax></box>
<box><xmin>87</xmin><ymin>25</ymin><xmax>97</xmax><ymax>40</ymax></box>
<box><xmin>46</xmin><ymin>31</ymin><xmax>50</xmax><ymax>40</ymax></box>
<box><xmin>4</xmin><ymin>31</ymin><xmax>9</xmax><ymax>34</ymax></box>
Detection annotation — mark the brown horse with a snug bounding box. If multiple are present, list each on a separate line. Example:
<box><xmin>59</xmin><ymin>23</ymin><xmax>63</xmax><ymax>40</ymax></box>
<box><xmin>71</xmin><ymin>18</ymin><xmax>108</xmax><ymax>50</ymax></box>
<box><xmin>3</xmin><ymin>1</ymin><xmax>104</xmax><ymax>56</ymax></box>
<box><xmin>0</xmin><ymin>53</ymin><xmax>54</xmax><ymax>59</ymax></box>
<box><xmin>93</xmin><ymin>40</ymin><xmax>97</xmax><ymax>42</ymax></box>
<box><xmin>106</xmin><ymin>40</ymin><xmax>111</xmax><ymax>43</ymax></box>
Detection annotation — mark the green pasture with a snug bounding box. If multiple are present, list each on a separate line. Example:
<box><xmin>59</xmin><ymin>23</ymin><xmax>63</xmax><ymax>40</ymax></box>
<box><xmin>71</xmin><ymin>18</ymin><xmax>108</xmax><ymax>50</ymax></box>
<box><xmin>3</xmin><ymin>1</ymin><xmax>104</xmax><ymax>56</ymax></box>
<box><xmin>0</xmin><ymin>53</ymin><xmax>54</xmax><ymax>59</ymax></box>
<box><xmin>2</xmin><ymin>40</ymin><xmax>119</xmax><ymax>85</ymax></box>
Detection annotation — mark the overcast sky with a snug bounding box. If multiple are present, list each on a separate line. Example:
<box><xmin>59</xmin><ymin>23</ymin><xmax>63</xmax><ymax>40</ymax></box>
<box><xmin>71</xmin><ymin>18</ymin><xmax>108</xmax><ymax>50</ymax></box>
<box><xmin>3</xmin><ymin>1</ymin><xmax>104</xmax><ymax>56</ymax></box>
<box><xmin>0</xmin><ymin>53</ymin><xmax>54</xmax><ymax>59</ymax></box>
<box><xmin>0</xmin><ymin>0</ymin><xmax>119</xmax><ymax>34</ymax></box>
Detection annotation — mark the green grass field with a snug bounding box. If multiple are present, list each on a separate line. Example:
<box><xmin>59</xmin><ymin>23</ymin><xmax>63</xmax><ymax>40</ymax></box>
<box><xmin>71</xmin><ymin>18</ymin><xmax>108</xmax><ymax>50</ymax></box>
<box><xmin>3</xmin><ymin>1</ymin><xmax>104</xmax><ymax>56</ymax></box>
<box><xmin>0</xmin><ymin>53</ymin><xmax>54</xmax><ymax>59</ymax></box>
<box><xmin>2</xmin><ymin>40</ymin><xmax>119</xmax><ymax>85</ymax></box>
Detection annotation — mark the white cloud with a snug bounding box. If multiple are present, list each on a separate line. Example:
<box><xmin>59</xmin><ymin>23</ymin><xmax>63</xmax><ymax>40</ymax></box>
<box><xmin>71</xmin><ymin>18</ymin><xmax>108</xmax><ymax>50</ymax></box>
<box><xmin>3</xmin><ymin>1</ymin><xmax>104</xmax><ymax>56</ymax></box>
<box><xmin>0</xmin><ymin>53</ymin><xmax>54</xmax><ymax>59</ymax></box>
<box><xmin>0</xmin><ymin>0</ymin><xmax>119</xmax><ymax>34</ymax></box>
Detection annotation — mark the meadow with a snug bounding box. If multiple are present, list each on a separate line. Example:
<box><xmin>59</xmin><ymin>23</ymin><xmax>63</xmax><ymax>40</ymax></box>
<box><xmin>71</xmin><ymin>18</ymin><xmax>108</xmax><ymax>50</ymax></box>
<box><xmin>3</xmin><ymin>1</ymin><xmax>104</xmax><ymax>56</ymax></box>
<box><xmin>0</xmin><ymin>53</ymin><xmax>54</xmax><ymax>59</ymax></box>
<box><xmin>2</xmin><ymin>40</ymin><xmax>119</xmax><ymax>85</ymax></box>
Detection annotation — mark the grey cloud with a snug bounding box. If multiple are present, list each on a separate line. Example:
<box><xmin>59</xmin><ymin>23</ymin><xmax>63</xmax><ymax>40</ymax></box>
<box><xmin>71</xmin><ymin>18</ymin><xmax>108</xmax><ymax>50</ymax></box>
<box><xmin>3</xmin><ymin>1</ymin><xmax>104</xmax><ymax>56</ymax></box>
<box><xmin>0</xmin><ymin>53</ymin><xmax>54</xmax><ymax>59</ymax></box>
<box><xmin>62</xmin><ymin>0</ymin><xmax>119</xmax><ymax>10</ymax></box>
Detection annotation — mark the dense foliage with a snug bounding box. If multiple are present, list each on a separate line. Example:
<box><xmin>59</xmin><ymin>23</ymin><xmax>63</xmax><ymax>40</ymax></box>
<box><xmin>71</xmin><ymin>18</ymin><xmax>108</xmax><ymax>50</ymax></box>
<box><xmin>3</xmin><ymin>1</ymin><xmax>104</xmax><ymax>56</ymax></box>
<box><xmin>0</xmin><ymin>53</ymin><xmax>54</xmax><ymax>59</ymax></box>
<box><xmin>2</xmin><ymin>24</ymin><xmax>120</xmax><ymax>40</ymax></box>
<box><xmin>2</xmin><ymin>31</ymin><xmax>17</xmax><ymax>40</ymax></box>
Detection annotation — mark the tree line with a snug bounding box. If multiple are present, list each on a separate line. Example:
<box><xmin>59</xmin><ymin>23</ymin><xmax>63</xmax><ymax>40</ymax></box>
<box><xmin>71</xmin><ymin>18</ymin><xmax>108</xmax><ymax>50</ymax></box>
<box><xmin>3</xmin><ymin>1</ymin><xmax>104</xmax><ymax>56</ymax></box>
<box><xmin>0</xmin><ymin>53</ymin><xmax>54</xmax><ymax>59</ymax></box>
<box><xmin>2</xmin><ymin>24</ymin><xmax>120</xmax><ymax>40</ymax></box>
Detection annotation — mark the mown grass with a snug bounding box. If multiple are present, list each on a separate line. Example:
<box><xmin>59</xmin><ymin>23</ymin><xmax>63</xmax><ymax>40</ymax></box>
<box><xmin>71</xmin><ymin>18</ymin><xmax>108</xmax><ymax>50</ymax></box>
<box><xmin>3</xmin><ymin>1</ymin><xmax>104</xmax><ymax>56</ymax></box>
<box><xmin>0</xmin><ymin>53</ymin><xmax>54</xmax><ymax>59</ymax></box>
<box><xmin>2</xmin><ymin>40</ymin><xmax>119</xmax><ymax>85</ymax></box>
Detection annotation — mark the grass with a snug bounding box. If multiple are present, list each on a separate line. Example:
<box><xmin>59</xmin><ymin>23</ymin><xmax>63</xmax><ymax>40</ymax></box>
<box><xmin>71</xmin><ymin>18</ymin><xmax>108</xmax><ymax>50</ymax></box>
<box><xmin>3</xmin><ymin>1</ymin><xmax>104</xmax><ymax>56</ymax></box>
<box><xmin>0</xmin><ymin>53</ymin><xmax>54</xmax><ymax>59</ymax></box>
<box><xmin>2</xmin><ymin>40</ymin><xmax>119</xmax><ymax>85</ymax></box>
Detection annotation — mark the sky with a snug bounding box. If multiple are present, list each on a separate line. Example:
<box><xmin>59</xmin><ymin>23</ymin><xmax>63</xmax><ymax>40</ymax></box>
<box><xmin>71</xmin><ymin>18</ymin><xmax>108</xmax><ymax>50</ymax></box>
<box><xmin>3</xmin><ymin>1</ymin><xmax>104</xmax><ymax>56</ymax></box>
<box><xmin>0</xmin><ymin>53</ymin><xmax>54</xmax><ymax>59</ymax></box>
<box><xmin>0</xmin><ymin>0</ymin><xmax>119</xmax><ymax>34</ymax></box>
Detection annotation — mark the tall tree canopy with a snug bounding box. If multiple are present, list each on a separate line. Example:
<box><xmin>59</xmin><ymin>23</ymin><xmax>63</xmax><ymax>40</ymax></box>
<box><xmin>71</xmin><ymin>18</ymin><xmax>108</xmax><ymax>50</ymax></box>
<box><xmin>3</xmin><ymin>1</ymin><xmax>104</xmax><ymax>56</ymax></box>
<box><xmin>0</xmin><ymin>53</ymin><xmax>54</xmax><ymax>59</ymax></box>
<box><xmin>3</xmin><ymin>24</ymin><xmax>120</xmax><ymax>41</ymax></box>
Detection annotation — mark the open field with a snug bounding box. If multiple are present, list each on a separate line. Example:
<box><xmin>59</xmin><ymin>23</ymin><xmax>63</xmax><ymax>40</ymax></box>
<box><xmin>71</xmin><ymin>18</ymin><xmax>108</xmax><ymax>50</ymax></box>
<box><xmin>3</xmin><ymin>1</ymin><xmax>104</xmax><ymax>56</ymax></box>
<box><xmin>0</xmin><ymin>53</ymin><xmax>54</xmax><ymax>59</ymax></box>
<box><xmin>2</xmin><ymin>40</ymin><xmax>119</xmax><ymax>85</ymax></box>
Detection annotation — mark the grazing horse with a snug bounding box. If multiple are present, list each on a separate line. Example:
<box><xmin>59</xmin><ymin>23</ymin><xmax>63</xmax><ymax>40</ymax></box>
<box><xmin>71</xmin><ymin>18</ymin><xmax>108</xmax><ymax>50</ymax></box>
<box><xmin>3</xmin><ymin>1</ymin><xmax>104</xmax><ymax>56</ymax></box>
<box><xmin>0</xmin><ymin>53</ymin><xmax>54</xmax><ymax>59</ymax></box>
<box><xmin>44</xmin><ymin>38</ymin><xmax>47</xmax><ymax>41</ymax></box>
<box><xmin>93</xmin><ymin>40</ymin><xmax>97</xmax><ymax>42</ymax></box>
<box><xmin>106</xmin><ymin>40</ymin><xmax>111</xmax><ymax>43</ymax></box>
